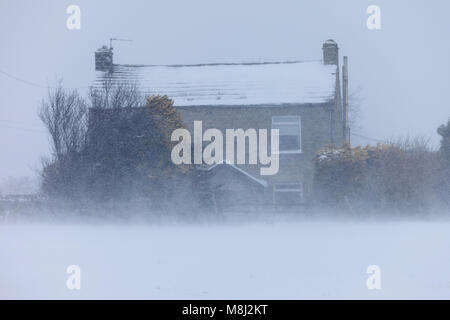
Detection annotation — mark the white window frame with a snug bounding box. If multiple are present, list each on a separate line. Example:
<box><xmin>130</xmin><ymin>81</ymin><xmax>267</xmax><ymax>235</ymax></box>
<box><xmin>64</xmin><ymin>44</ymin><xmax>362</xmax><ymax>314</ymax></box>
<box><xmin>271</xmin><ymin>116</ymin><xmax>302</xmax><ymax>154</ymax></box>
<box><xmin>273</xmin><ymin>183</ymin><xmax>304</xmax><ymax>205</ymax></box>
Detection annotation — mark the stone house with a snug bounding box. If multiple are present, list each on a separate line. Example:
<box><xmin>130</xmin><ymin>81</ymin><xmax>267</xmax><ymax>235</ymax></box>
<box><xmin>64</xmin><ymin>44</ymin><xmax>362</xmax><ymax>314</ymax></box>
<box><xmin>92</xmin><ymin>40</ymin><xmax>349</xmax><ymax>210</ymax></box>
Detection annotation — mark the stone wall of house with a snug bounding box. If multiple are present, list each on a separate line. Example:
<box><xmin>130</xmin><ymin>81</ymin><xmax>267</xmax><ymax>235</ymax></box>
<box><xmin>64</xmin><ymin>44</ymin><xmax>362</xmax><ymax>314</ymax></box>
<box><xmin>177</xmin><ymin>102</ymin><xmax>336</xmax><ymax>201</ymax></box>
<box><xmin>86</xmin><ymin>100</ymin><xmax>343</xmax><ymax>204</ymax></box>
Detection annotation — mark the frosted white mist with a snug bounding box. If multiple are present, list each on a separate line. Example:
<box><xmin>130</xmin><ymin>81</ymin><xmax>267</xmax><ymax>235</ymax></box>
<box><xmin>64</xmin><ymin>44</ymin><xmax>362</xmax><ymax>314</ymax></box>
<box><xmin>1</xmin><ymin>221</ymin><xmax>450</xmax><ymax>299</ymax></box>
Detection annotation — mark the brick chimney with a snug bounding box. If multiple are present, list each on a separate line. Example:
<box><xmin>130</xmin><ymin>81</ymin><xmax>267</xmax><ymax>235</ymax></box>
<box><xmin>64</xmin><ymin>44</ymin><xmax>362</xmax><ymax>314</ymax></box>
<box><xmin>95</xmin><ymin>45</ymin><xmax>113</xmax><ymax>72</ymax></box>
<box><xmin>322</xmin><ymin>39</ymin><xmax>339</xmax><ymax>66</ymax></box>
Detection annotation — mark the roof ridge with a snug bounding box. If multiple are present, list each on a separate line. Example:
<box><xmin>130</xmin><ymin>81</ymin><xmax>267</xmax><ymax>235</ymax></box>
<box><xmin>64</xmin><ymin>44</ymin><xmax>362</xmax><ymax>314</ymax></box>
<box><xmin>117</xmin><ymin>59</ymin><xmax>321</xmax><ymax>68</ymax></box>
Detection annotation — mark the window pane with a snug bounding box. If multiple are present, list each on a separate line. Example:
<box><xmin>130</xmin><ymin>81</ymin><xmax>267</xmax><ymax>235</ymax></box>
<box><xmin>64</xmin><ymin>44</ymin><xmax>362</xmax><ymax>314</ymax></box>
<box><xmin>273</xmin><ymin>116</ymin><xmax>299</xmax><ymax>124</ymax></box>
<box><xmin>273</xmin><ymin>123</ymin><xmax>299</xmax><ymax>135</ymax></box>
<box><xmin>280</xmin><ymin>135</ymin><xmax>300</xmax><ymax>151</ymax></box>
<box><xmin>275</xmin><ymin>191</ymin><xmax>303</xmax><ymax>205</ymax></box>
<box><xmin>272</xmin><ymin>116</ymin><xmax>301</xmax><ymax>152</ymax></box>
<box><xmin>275</xmin><ymin>183</ymin><xmax>302</xmax><ymax>191</ymax></box>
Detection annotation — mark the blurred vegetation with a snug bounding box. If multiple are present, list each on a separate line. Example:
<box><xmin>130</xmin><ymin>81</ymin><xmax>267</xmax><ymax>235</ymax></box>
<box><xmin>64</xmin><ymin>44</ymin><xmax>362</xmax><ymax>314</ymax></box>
<box><xmin>38</xmin><ymin>81</ymin><xmax>202</xmax><ymax>216</ymax></box>
<box><xmin>313</xmin><ymin>134</ymin><xmax>448</xmax><ymax>215</ymax></box>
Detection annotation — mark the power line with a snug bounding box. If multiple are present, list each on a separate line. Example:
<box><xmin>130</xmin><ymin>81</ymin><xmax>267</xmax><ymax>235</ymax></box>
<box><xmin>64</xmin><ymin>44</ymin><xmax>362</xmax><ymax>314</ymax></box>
<box><xmin>0</xmin><ymin>119</ymin><xmax>43</xmax><ymax>129</ymax></box>
<box><xmin>351</xmin><ymin>132</ymin><xmax>388</xmax><ymax>144</ymax></box>
<box><xmin>0</xmin><ymin>123</ymin><xmax>47</xmax><ymax>134</ymax></box>
<box><xmin>0</xmin><ymin>69</ymin><xmax>399</xmax><ymax>144</ymax></box>
<box><xmin>0</xmin><ymin>68</ymin><xmax>88</xmax><ymax>90</ymax></box>
<box><xmin>0</xmin><ymin>69</ymin><xmax>50</xmax><ymax>89</ymax></box>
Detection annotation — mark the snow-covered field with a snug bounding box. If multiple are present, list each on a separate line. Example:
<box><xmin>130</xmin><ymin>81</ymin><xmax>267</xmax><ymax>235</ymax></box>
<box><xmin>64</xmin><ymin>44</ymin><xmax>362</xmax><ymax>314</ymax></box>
<box><xmin>1</xmin><ymin>221</ymin><xmax>450</xmax><ymax>299</ymax></box>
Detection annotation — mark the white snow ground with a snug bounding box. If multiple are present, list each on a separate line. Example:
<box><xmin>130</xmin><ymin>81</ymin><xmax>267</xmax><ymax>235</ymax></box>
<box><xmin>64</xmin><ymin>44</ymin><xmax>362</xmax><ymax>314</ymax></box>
<box><xmin>1</xmin><ymin>221</ymin><xmax>450</xmax><ymax>299</ymax></box>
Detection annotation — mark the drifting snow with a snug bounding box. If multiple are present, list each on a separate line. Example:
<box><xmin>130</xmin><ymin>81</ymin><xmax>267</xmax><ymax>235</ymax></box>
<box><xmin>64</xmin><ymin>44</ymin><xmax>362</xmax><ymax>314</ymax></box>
<box><xmin>1</xmin><ymin>221</ymin><xmax>450</xmax><ymax>299</ymax></box>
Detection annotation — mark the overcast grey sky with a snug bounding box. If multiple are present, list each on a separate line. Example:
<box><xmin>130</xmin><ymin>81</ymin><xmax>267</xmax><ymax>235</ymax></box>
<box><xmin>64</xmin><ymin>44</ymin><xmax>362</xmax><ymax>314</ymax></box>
<box><xmin>0</xmin><ymin>0</ymin><xmax>449</xmax><ymax>180</ymax></box>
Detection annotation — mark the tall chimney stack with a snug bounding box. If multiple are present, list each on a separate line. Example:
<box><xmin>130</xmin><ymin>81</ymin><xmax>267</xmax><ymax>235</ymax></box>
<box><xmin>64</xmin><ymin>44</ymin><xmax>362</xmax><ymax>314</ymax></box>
<box><xmin>95</xmin><ymin>45</ymin><xmax>113</xmax><ymax>72</ymax></box>
<box><xmin>322</xmin><ymin>39</ymin><xmax>339</xmax><ymax>66</ymax></box>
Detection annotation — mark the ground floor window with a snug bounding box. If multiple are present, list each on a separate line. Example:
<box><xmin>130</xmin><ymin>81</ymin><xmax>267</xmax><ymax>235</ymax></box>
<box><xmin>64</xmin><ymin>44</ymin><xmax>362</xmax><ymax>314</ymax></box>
<box><xmin>273</xmin><ymin>183</ymin><xmax>304</xmax><ymax>205</ymax></box>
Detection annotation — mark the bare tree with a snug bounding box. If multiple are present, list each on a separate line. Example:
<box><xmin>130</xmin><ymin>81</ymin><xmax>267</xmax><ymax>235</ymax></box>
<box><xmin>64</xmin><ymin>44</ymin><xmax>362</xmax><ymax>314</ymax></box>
<box><xmin>88</xmin><ymin>77</ymin><xmax>143</xmax><ymax>109</ymax></box>
<box><xmin>39</xmin><ymin>80</ymin><xmax>87</xmax><ymax>160</ymax></box>
<box><xmin>438</xmin><ymin>118</ymin><xmax>450</xmax><ymax>161</ymax></box>
<box><xmin>348</xmin><ymin>85</ymin><xmax>364</xmax><ymax>133</ymax></box>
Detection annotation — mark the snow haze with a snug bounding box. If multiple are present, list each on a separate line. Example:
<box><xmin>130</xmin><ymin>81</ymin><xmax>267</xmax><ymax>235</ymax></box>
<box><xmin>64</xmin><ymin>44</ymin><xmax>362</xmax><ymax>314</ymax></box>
<box><xmin>1</xmin><ymin>0</ymin><xmax>449</xmax><ymax>301</ymax></box>
<box><xmin>1</xmin><ymin>221</ymin><xmax>450</xmax><ymax>299</ymax></box>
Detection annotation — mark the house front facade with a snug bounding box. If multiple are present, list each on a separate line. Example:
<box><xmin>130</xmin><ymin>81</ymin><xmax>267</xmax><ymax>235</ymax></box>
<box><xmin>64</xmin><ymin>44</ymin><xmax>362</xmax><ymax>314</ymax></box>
<box><xmin>92</xmin><ymin>40</ymin><xmax>349</xmax><ymax>210</ymax></box>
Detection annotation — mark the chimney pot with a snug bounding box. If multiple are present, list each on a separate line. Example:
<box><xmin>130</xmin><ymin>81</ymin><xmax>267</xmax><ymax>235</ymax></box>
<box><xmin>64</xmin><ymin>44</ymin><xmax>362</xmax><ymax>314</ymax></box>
<box><xmin>95</xmin><ymin>46</ymin><xmax>113</xmax><ymax>72</ymax></box>
<box><xmin>322</xmin><ymin>39</ymin><xmax>339</xmax><ymax>66</ymax></box>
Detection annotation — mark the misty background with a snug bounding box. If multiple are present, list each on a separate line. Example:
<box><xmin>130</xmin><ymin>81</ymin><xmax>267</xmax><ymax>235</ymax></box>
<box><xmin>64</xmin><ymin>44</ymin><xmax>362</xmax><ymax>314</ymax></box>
<box><xmin>1</xmin><ymin>1</ymin><xmax>450</xmax><ymax>300</ymax></box>
<box><xmin>0</xmin><ymin>0</ymin><xmax>449</xmax><ymax>185</ymax></box>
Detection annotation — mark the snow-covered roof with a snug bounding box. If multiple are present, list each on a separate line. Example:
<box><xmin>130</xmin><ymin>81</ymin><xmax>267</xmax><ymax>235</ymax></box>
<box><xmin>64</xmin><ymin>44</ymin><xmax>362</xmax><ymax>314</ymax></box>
<box><xmin>94</xmin><ymin>61</ymin><xmax>337</xmax><ymax>106</ymax></box>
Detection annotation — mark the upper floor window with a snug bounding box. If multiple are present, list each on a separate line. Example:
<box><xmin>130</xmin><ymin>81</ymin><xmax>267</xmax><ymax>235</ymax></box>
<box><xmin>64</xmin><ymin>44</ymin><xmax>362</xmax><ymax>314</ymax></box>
<box><xmin>272</xmin><ymin>116</ymin><xmax>301</xmax><ymax>153</ymax></box>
